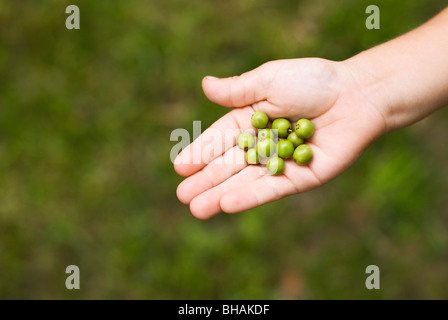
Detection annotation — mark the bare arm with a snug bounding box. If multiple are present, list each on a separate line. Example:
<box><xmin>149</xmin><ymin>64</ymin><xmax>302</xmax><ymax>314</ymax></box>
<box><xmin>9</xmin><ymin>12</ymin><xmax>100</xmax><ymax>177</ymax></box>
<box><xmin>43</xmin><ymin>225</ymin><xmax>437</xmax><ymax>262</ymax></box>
<box><xmin>344</xmin><ymin>7</ymin><xmax>448</xmax><ymax>133</ymax></box>
<box><xmin>174</xmin><ymin>8</ymin><xmax>448</xmax><ymax>219</ymax></box>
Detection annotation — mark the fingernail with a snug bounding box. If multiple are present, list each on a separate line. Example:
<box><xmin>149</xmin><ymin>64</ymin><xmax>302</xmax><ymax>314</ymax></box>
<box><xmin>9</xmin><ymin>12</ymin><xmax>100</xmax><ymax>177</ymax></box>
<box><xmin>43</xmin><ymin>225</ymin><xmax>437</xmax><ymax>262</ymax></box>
<box><xmin>205</xmin><ymin>76</ymin><xmax>219</xmax><ymax>80</ymax></box>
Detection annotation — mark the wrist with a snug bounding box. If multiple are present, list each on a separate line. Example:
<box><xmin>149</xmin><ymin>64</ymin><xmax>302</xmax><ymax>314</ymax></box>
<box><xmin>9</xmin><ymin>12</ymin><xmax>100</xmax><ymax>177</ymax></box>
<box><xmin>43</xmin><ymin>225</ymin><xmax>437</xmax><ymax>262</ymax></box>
<box><xmin>338</xmin><ymin>57</ymin><xmax>390</xmax><ymax>137</ymax></box>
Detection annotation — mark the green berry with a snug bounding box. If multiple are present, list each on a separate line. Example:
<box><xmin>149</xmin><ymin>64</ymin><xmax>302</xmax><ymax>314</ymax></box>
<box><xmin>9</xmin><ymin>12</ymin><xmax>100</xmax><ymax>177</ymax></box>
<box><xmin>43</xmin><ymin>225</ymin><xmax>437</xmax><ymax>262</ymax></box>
<box><xmin>293</xmin><ymin>144</ymin><xmax>313</xmax><ymax>165</ymax></box>
<box><xmin>277</xmin><ymin>139</ymin><xmax>294</xmax><ymax>159</ymax></box>
<box><xmin>266</xmin><ymin>157</ymin><xmax>285</xmax><ymax>175</ymax></box>
<box><xmin>251</xmin><ymin>111</ymin><xmax>269</xmax><ymax>129</ymax></box>
<box><xmin>287</xmin><ymin>132</ymin><xmax>304</xmax><ymax>148</ymax></box>
<box><xmin>256</xmin><ymin>138</ymin><xmax>276</xmax><ymax>158</ymax></box>
<box><xmin>272</xmin><ymin>118</ymin><xmax>292</xmax><ymax>138</ymax></box>
<box><xmin>294</xmin><ymin>119</ymin><xmax>315</xmax><ymax>139</ymax></box>
<box><xmin>258</xmin><ymin>128</ymin><xmax>275</xmax><ymax>140</ymax></box>
<box><xmin>245</xmin><ymin>149</ymin><xmax>259</xmax><ymax>164</ymax></box>
<box><xmin>237</xmin><ymin>132</ymin><xmax>255</xmax><ymax>151</ymax></box>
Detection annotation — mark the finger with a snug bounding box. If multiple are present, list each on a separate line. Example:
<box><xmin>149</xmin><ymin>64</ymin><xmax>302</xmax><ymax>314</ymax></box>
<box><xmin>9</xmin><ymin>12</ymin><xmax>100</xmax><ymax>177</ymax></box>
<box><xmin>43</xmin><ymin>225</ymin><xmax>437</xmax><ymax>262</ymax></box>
<box><xmin>251</xmin><ymin>100</ymin><xmax>285</xmax><ymax>119</ymax></box>
<box><xmin>220</xmin><ymin>161</ymin><xmax>322</xmax><ymax>214</ymax></box>
<box><xmin>176</xmin><ymin>146</ymin><xmax>247</xmax><ymax>205</ymax></box>
<box><xmin>202</xmin><ymin>61</ymin><xmax>278</xmax><ymax>108</ymax></box>
<box><xmin>174</xmin><ymin>106</ymin><xmax>255</xmax><ymax>177</ymax></box>
<box><xmin>189</xmin><ymin>165</ymin><xmax>264</xmax><ymax>220</ymax></box>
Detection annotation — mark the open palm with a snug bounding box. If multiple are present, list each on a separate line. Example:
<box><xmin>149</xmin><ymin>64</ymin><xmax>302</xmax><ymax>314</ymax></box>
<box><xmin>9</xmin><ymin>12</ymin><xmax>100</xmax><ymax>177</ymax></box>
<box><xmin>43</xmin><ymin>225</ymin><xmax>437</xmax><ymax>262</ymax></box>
<box><xmin>174</xmin><ymin>58</ymin><xmax>386</xmax><ymax>219</ymax></box>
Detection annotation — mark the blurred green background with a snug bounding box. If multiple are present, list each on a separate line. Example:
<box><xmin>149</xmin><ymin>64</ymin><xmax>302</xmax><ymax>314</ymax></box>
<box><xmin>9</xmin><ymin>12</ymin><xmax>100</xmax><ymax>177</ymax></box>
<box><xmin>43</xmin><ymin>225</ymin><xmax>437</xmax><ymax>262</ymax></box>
<box><xmin>0</xmin><ymin>0</ymin><xmax>447</xmax><ymax>299</ymax></box>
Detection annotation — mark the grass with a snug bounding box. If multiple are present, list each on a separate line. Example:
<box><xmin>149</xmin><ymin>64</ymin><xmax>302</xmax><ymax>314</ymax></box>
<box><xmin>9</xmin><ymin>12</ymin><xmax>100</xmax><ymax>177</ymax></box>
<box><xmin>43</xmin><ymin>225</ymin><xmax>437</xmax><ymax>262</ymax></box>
<box><xmin>0</xmin><ymin>0</ymin><xmax>447</xmax><ymax>299</ymax></box>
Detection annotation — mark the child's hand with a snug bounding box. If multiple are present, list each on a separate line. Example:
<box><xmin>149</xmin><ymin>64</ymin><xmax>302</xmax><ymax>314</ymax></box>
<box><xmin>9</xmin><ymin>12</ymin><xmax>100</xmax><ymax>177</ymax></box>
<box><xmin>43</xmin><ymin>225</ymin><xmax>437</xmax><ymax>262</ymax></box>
<box><xmin>174</xmin><ymin>8</ymin><xmax>448</xmax><ymax>219</ymax></box>
<box><xmin>174</xmin><ymin>58</ymin><xmax>386</xmax><ymax>219</ymax></box>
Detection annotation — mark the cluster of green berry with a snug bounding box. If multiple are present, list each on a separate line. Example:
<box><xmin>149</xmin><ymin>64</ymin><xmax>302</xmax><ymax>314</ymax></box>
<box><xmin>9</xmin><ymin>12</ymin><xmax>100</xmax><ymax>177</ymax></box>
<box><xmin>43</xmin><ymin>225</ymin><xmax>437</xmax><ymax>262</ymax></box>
<box><xmin>237</xmin><ymin>111</ymin><xmax>315</xmax><ymax>175</ymax></box>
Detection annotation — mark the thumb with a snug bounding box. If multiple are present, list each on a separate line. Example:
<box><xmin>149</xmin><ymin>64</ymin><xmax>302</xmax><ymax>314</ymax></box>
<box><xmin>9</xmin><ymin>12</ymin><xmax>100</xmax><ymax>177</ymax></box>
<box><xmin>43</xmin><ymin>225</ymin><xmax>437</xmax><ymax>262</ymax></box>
<box><xmin>202</xmin><ymin>61</ymin><xmax>276</xmax><ymax>108</ymax></box>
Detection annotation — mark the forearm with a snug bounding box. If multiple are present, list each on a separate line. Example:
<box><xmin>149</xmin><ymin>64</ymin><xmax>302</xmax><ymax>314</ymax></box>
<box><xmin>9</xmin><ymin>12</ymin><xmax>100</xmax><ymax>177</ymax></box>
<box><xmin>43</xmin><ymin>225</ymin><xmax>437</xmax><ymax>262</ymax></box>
<box><xmin>343</xmin><ymin>7</ymin><xmax>448</xmax><ymax>134</ymax></box>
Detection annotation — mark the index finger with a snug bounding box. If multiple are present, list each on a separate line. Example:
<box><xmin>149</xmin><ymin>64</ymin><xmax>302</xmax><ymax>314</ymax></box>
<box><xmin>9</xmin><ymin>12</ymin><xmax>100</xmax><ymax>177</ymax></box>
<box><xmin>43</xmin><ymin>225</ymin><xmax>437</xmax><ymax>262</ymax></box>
<box><xmin>174</xmin><ymin>106</ymin><xmax>256</xmax><ymax>177</ymax></box>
